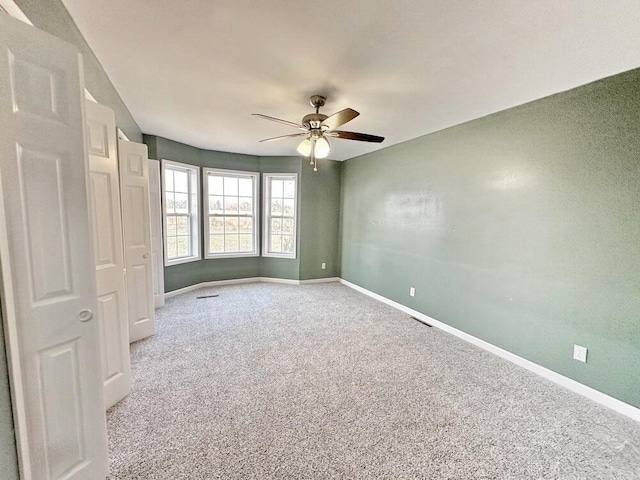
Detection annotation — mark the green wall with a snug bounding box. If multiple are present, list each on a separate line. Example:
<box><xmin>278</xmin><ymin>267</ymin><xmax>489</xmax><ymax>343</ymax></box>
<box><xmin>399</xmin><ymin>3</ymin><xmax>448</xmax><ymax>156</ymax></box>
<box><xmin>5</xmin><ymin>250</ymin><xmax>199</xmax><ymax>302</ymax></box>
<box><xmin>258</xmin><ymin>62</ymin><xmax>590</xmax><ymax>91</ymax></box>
<box><xmin>15</xmin><ymin>0</ymin><xmax>142</xmax><ymax>141</ymax></box>
<box><xmin>145</xmin><ymin>136</ymin><xmax>341</xmax><ymax>291</ymax></box>
<box><xmin>0</xmin><ymin>305</ymin><xmax>18</xmax><ymax>480</ymax></box>
<box><xmin>341</xmin><ymin>68</ymin><xmax>640</xmax><ymax>408</ymax></box>
<box><xmin>299</xmin><ymin>159</ymin><xmax>342</xmax><ymax>280</ymax></box>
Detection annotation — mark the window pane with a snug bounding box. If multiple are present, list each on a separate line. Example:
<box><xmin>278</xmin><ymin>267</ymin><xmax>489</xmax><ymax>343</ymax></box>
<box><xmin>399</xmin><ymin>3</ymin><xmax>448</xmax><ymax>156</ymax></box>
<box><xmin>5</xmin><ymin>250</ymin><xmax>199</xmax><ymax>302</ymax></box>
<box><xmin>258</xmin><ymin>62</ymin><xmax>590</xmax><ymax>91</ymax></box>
<box><xmin>225</xmin><ymin>217</ymin><xmax>239</xmax><ymax>233</ymax></box>
<box><xmin>210</xmin><ymin>217</ymin><xmax>224</xmax><ymax>234</ymax></box>
<box><xmin>210</xmin><ymin>235</ymin><xmax>224</xmax><ymax>253</ymax></box>
<box><xmin>239</xmin><ymin>217</ymin><xmax>253</xmax><ymax>234</ymax></box>
<box><xmin>177</xmin><ymin>236</ymin><xmax>190</xmax><ymax>257</ymax></box>
<box><xmin>210</xmin><ymin>196</ymin><xmax>223</xmax><ymax>215</ymax></box>
<box><xmin>282</xmin><ymin>235</ymin><xmax>294</xmax><ymax>253</ymax></box>
<box><xmin>166</xmin><ymin>215</ymin><xmax>177</xmax><ymax>236</ymax></box>
<box><xmin>271</xmin><ymin>234</ymin><xmax>282</xmax><ymax>252</ymax></box>
<box><xmin>165</xmin><ymin>193</ymin><xmax>175</xmax><ymax>214</ymax></box>
<box><xmin>283</xmin><ymin>180</ymin><xmax>295</xmax><ymax>198</ymax></box>
<box><xmin>238</xmin><ymin>178</ymin><xmax>252</xmax><ymax>197</ymax></box>
<box><xmin>239</xmin><ymin>234</ymin><xmax>253</xmax><ymax>252</ymax></box>
<box><xmin>176</xmin><ymin>216</ymin><xmax>189</xmax><ymax>235</ymax></box>
<box><xmin>271</xmin><ymin>179</ymin><xmax>283</xmax><ymax>198</ymax></box>
<box><xmin>174</xmin><ymin>193</ymin><xmax>189</xmax><ymax>214</ymax></box>
<box><xmin>224</xmin><ymin>197</ymin><xmax>238</xmax><ymax>214</ymax></box>
<box><xmin>164</xmin><ymin>169</ymin><xmax>174</xmax><ymax>192</ymax></box>
<box><xmin>282</xmin><ymin>218</ymin><xmax>294</xmax><ymax>234</ymax></box>
<box><xmin>166</xmin><ymin>236</ymin><xmax>177</xmax><ymax>259</ymax></box>
<box><xmin>271</xmin><ymin>199</ymin><xmax>283</xmax><ymax>216</ymax></box>
<box><xmin>174</xmin><ymin>170</ymin><xmax>189</xmax><ymax>193</ymax></box>
<box><xmin>224</xmin><ymin>176</ymin><xmax>238</xmax><ymax>196</ymax></box>
<box><xmin>238</xmin><ymin>197</ymin><xmax>253</xmax><ymax>214</ymax></box>
<box><xmin>225</xmin><ymin>234</ymin><xmax>239</xmax><ymax>252</ymax></box>
<box><xmin>271</xmin><ymin>217</ymin><xmax>282</xmax><ymax>234</ymax></box>
<box><xmin>283</xmin><ymin>199</ymin><xmax>295</xmax><ymax>217</ymax></box>
<box><xmin>209</xmin><ymin>175</ymin><xmax>223</xmax><ymax>195</ymax></box>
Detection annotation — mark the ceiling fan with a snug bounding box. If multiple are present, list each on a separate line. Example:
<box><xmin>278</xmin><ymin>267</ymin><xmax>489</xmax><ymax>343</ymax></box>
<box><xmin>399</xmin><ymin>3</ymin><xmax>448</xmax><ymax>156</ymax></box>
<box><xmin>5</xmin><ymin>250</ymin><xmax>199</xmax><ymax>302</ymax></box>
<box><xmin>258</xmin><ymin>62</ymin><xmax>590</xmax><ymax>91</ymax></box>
<box><xmin>253</xmin><ymin>95</ymin><xmax>384</xmax><ymax>171</ymax></box>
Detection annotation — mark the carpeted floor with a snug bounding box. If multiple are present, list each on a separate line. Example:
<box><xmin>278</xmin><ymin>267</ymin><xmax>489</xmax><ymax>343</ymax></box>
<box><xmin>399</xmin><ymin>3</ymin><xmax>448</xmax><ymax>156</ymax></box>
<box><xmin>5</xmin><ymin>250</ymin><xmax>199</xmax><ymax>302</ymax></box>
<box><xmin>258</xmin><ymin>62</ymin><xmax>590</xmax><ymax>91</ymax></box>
<box><xmin>107</xmin><ymin>282</ymin><xmax>640</xmax><ymax>479</ymax></box>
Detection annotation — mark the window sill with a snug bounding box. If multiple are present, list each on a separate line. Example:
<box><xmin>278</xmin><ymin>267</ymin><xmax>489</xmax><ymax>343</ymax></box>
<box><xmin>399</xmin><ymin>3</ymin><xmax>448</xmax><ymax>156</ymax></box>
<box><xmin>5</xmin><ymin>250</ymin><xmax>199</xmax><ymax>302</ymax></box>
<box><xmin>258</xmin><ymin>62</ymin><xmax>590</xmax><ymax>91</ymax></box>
<box><xmin>262</xmin><ymin>253</ymin><xmax>297</xmax><ymax>259</ymax></box>
<box><xmin>165</xmin><ymin>255</ymin><xmax>201</xmax><ymax>267</ymax></box>
<box><xmin>205</xmin><ymin>252</ymin><xmax>260</xmax><ymax>260</ymax></box>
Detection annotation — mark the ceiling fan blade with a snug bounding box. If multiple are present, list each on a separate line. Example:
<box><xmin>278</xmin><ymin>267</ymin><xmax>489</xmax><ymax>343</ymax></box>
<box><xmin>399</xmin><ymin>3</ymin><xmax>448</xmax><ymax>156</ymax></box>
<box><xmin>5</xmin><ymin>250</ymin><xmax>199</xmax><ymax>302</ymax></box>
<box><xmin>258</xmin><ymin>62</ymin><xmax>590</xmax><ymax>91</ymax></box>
<box><xmin>327</xmin><ymin>130</ymin><xmax>384</xmax><ymax>143</ymax></box>
<box><xmin>252</xmin><ymin>113</ymin><xmax>307</xmax><ymax>131</ymax></box>
<box><xmin>259</xmin><ymin>133</ymin><xmax>308</xmax><ymax>143</ymax></box>
<box><xmin>321</xmin><ymin>108</ymin><xmax>359</xmax><ymax>130</ymax></box>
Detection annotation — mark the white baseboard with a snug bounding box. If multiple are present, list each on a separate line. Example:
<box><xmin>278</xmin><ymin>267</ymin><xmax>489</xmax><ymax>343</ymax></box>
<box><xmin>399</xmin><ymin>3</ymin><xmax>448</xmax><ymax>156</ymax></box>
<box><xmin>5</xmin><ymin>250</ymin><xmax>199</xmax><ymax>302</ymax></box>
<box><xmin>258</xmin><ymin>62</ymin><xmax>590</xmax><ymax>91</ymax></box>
<box><xmin>164</xmin><ymin>277</ymin><xmax>261</xmax><ymax>299</ymax></box>
<box><xmin>259</xmin><ymin>277</ymin><xmax>300</xmax><ymax>285</ymax></box>
<box><xmin>300</xmin><ymin>277</ymin><xmax>341</xmax><ymax>285</ymax></box>
<box><xmin>339</xmin><ymin>278</ymin><xmax>640</xmax><ymax>423</ymax></box>
<box><xmin>164</xmin><ymin>276</ymin><xmax>339</xmax><ymax>299</ymax></box>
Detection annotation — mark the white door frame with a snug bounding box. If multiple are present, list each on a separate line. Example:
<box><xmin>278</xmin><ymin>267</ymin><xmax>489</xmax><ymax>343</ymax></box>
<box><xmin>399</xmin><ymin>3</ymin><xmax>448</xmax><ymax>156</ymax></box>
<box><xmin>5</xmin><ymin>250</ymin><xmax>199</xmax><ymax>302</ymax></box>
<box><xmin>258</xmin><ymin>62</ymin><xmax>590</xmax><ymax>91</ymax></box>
<box><xmin>148</xmin><ymin>160</ymin><xmax>166</xmax><ymax>308</ymax></box>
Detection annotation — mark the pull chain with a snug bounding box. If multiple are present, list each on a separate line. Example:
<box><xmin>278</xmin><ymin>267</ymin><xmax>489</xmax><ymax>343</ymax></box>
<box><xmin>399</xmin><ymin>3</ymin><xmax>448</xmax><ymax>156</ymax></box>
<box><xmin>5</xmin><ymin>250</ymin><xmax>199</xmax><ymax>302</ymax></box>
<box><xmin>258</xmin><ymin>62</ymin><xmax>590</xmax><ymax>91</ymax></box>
<box><xmin>310</xmin><ymin>138</ymin><xmax>316</xmax><ymax>170</ymax></box>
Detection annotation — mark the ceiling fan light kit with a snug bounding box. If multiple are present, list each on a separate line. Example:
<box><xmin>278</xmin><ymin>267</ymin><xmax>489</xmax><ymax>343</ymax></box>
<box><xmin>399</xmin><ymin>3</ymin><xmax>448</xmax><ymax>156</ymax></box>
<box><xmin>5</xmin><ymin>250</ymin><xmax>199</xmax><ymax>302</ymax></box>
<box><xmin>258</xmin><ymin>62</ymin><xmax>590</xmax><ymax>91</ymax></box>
<box><xmin>297</xmin><ymin>136</ymin><xmax>330</xmax><ymax>159</ymax></box>
<box><xmin>253</xmin><ymin>95</ymin><xmax>384</xmax><ymax>172</ymax></box>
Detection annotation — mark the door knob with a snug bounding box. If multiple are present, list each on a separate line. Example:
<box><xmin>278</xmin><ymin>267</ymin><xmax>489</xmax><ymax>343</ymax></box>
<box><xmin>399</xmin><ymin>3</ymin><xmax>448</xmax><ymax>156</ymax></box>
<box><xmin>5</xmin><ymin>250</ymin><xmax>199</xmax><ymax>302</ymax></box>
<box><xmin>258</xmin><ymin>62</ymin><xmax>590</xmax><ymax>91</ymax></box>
<box><xmin>78</xmin><ymin>309</ymin><xmax>93</xmax><ymax>322</ymax></box>
<box><xmin>142</xmin><ymin>253</ymin><xmax>149</xmax><ymax>259</ymax></box>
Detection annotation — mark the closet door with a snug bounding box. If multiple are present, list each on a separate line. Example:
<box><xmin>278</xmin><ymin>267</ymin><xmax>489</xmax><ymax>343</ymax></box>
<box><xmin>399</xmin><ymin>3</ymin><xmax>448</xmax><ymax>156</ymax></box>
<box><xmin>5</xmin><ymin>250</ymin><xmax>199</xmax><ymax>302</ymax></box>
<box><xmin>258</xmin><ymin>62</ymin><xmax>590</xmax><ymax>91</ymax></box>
<box><xmin>86</xmin><ymin>101</ymin><xmax>131</xmax><ymax>408</ymax></box>
<box><xmin>148</xmin><ymin>160</ymin><xmax>165</xmax><ymax>308</ymax></box>
<box><xmin>118</xmin><ymin>140</ymin><xmax>156</xmax><ymax>342</ymax></box>
<box><xmin>0</xmin><ymin>13</ymin><xmax>108</xmax><ymax>479</ymax></box>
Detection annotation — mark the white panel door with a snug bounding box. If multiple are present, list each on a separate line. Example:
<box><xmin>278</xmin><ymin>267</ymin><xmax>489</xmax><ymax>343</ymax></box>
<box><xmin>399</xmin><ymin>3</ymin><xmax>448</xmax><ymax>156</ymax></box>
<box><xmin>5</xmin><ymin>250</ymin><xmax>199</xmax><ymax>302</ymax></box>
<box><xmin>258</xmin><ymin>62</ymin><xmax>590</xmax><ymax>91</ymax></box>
<box><xmin>85</xmin><ymin>101</ymin><xmax>131</xmax><ymax>409</ymax></box>
<box><xmin>0</xmin><ymin>14</ymin><xmax>108</xmax><ymax>480</ymax></box>
<box><xmin>118</xmin><ymin>140</ymin><xmax>155</xmax><ymax>342</ymax></box>
<box><xmin>148</xmin><ymin>160</ymin><xmax>165</xmax><ymax>308</ymax></box>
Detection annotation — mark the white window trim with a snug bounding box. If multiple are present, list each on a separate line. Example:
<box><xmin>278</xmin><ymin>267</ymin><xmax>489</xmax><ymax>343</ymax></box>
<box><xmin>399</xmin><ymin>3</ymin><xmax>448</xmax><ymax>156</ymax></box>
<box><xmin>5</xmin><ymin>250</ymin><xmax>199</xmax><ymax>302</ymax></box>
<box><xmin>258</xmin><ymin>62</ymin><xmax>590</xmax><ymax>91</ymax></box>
<box><xmin>162</xmin><ymin>159</ymin><xmax>201</xmax><ymax>266</ymax></box>
<box><xmin>203</xmin><ymin>168</ymin><xmax>260</xmax><ymax>259</ymax></box>
<box><xmin>262</xmin><ymin>173</ymin><xmax>298</xmax><ymax>259</ymax></box>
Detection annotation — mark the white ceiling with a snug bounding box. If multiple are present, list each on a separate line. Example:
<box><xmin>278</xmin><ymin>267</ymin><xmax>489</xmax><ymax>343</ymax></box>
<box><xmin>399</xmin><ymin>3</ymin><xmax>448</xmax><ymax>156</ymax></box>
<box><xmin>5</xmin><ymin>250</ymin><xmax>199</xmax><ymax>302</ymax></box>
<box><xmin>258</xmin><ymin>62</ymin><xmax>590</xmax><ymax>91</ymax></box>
<box><xmin>61</xmin><ymin>0</ymin><xmax>640</xmax><ymax>161</ymax></box>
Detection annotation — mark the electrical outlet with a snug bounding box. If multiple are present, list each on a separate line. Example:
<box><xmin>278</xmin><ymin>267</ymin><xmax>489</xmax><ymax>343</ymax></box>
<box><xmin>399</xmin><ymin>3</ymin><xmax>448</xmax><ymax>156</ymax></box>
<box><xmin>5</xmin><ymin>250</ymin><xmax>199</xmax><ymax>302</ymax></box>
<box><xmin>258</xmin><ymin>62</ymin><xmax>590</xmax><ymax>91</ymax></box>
<box><xmin>573</xmin><ymin>344</ymin><xmax>588</xmax><ymax>363</ymax></box>
<box><xmin>409</xmin><ymin>287</ymin><xmax>415</xmax><ymax>297</ymax></box>
<box><xmin>321</xmin><ymin>262</ymin><xmax>326</xmax><ymax>270</ymax></box>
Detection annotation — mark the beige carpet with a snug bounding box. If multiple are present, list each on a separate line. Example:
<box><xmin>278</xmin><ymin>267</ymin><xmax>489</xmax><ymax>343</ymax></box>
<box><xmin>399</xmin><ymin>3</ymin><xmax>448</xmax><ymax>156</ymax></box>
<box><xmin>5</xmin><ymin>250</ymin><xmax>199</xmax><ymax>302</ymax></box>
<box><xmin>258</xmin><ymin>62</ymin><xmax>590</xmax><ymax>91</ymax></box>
<box><xmin>107</xmin><ymin>282</ymin><xmax>640</xmax><ymax>479</ymax></box>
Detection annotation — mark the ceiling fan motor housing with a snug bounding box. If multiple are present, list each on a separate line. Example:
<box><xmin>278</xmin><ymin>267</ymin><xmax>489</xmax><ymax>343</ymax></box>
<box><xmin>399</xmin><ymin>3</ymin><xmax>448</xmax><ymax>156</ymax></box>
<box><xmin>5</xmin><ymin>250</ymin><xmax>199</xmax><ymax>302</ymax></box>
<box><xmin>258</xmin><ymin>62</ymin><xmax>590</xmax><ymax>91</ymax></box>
<box><xmin>302</xmin><ymin>112</ymin><xmax>328</xmax><ymax>130</ymax></box>
<box><xmin>303</xmin><ymin>95</ymin><xmax>329</xmax><ymax>130</ymax></box>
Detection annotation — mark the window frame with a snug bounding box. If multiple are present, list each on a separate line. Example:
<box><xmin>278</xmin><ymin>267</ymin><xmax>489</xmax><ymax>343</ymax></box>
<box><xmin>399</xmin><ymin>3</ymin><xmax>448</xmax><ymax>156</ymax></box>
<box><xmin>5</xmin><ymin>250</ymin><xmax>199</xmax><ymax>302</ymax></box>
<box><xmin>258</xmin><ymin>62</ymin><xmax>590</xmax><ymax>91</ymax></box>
<box><xmin>203</xmin><ymin>168</ymin><xmax>260</xmax><ymax>259</ymax></box>
<box><xmin>161</xmin><ymin>159</ymin><xmax>201</xmax><ymax>266</ymax></box>
<box><xmin>262</xmin><ymin>173</ymin><xmax>298</xmax><ymax>259</ymax></box>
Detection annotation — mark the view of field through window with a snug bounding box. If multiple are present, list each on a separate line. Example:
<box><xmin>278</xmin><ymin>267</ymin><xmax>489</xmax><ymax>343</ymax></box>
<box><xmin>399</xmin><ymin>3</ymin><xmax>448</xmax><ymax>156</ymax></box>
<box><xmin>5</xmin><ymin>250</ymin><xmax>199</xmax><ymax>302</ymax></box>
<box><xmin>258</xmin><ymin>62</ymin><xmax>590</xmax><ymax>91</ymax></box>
<box><xmin>266</xmin><ymin>176</ymin><xmax>296</xmax><ymax>255</ymax></box>
<box><xmin>165</xmin><ymin>167</ymin><xmax>192</xmax><ymax>259</ymax></box>
<box><xmin>207</xmin><ymin>172</ymin><xmax>257</xmax><ymax>255</ymax></box>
